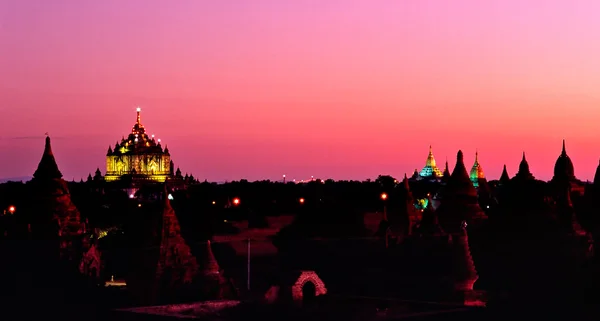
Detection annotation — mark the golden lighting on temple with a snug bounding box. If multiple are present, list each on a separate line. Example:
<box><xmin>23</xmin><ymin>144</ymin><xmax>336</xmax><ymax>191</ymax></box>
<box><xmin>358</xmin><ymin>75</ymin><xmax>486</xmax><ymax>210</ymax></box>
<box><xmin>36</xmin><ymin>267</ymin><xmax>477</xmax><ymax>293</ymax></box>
<box><xmin>104</xmin><ymin>107</ymin><xmax>175</xmax><ymax>183</ymax></box>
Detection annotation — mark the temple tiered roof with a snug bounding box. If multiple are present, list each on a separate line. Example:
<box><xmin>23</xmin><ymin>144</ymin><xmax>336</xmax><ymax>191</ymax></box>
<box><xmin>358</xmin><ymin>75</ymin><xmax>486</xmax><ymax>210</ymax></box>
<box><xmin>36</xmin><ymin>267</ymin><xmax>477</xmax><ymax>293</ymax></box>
<box><xmin>109</xmin><ymin>108</ymin><xmax>167</xmax><ymax>157</ymax></box>
<box><xmin>419</xmin><ymin>146</ymin><xmax>443</xmax><ymax>178</ymax></box>
<box><xmin>514</xmin><ymin>152</ymin><xmax>535</xmax><ymax>181</ymax></box>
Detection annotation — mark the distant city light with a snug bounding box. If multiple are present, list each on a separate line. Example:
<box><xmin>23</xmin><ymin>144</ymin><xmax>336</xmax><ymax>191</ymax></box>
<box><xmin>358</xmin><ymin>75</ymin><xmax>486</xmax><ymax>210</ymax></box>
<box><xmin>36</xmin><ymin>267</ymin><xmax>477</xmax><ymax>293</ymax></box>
<box><xmin>8</xmin><ymin>206</ymin><xmax>16</xmax><ymax>214</ymax></box>
<box><xmin>138</xmin><ymin>204</ymin><xmax>142</xmax><ymax>208</ymax></box>
<box><xmin>233</xmin><ymin>198</ymin><xmax>240</xmax><ymax>206</ymax></box>
<box><xmin>299</xmin><ymin>198</ymin><xmax>305</xmax><ymax>204</ymax></box>
<box><xmin>129</xmin><ymin>194</ymin><xmax>134</xmax><ymax>199</ymax></box>
<box><xmin>381</xmin><ymin>193</ymin><xmax>388</xmax><ymax>200</ymax></box>
<box><xmin>212</xmin><ymin>201</ymin><xmax>216</xmax><ymax>205</ymax></box>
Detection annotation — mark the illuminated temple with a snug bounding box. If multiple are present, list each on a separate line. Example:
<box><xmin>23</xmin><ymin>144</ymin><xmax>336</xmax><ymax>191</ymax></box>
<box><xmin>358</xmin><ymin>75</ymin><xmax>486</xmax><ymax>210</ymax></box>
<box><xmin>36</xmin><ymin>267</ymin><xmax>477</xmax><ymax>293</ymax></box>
<box><xmin>419</xmin><ymin>146</ymin><xmax>443</xmax><ymax>178</ymax></box>
<box><xmin>104</xmin><ymin>108</ymin><xmax>175</xmax><ymax>183</ymax></box>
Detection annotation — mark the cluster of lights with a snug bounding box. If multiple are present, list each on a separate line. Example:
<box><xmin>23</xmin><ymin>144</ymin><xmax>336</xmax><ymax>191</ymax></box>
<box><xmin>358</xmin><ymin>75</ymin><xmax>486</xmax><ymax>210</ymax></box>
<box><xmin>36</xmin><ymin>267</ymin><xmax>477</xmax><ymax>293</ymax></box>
<box><xmin>3</xmin><ymin>205</ymin><xmax>16</xmax><ymax>216</ymax></box>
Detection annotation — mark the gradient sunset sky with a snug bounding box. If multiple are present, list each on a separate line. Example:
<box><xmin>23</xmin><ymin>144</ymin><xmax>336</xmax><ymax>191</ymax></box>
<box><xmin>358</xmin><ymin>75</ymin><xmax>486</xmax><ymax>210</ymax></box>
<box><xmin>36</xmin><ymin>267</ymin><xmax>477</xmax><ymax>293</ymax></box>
<box><xmin>2</xmin><ymin>0</ymin><xmax>600</xmax><ymax>182</ymax></box>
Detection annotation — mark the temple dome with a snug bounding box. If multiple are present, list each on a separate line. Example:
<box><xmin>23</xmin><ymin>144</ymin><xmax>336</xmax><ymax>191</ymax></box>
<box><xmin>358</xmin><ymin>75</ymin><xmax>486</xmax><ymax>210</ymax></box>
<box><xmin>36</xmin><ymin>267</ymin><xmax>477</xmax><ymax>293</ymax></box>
<box><xmin>469</xmin><ymin>151</ymin><xmax>485</xmax><ymax>188</ymax></box>
<box><xmin>552</xmin><ymin>140</ymin><xmax>575</xmax><ymax>182</ymax></box>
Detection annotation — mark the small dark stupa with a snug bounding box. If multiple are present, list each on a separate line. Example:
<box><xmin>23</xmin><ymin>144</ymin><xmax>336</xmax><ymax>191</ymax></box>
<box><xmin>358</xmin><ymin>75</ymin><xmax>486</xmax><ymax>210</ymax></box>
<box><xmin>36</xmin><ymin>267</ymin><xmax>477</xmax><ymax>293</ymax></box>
<box><xmin>513</xmin><ymin>152</ymin><xmax>535</xmax><ymax>181</ymax></box>
<box><xmin>499</xmin><ymin>165</ymin><xmax>510</xmax><ymax>185</ymax></box>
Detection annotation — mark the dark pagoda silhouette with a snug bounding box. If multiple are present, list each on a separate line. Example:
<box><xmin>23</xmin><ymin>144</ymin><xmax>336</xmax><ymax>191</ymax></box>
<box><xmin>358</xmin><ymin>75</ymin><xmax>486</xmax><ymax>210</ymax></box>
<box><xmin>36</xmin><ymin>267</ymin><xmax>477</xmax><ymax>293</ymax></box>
<box><xmin>436</xmin><ymin>150</ymin><xmax>486</xmax><ymax>233</ymax></box>
<box><xmin>0</xmin><ymin>136</ymin><xmax>92</xmax><ymax>320</ymax></box>
<box><xmin>127</xmin><ymin>185</ymin><xmax>199</xmax><ymax>305</ymax></box>
<box><xmin>28</xmin><ymin>136</ymin><xmax>84</xmax><ymax>261</ymax></box>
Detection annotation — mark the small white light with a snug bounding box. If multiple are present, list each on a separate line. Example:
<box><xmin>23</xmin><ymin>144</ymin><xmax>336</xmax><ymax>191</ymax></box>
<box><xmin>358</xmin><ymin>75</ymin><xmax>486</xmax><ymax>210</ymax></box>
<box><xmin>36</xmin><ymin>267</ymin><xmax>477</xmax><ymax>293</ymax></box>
<box><xmin>129</xmin><ymin>194</ymin><xmax>134</xmax><ymax>199</ymax></box>
<box><xmin>134</xmin><ymin>138</ymin><xmax>138</xmax><ymax>142</ymax></box>
<box><xmin>168</xmin><ymin>194</ymin><xmax>174</xmax><ymax>200</ymax></box>
<box><xmin>136</xmin><ymin>107</ymin><xmax>141</xmax><ymax>112</ymax></box>
<box><xmin>152</xmin><ymin>134</ymin><xmax>155</xmax><ymax>138</ymax></box>
<box><xmin>486</xmin><ymin>205</ymin><xmax>490</xmax><ymax>209</ymax></box>
<box><xmin>158</xmin><ymin>139</ymin><xmax>161</xmax><ymax>142</ymax></box>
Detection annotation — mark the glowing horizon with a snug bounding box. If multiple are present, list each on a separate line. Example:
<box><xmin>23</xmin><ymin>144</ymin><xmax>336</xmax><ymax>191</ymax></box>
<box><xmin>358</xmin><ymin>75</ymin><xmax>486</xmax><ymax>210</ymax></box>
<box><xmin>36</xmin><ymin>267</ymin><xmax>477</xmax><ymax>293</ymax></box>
<box><xmin>2</xmin><ymin>1</ymin><xmax>600</xmax><ymax>182</ymax></box>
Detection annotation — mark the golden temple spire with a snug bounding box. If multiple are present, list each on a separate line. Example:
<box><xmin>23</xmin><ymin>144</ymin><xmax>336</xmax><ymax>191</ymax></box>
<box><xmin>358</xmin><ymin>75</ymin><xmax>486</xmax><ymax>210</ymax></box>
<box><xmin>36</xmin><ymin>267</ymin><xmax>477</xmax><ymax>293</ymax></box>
<box><xmin>136</xmin><ymin>107</ymin><xmax>141</xmax><ymax>125</ymax></box>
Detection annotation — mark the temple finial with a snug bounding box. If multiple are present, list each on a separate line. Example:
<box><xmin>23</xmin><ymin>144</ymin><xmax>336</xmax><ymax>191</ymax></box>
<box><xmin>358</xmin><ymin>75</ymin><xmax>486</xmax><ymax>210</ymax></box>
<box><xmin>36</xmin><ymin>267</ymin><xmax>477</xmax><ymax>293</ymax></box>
<box><xmin>475</xmin><ymin>149</ymin><xmax>478</xmax><ymax>162</ymax></box>
<box><xmin>562</xmin><ymin>139</ymin><xmax>566</xmax><ymax>155</ymax></box>
<box><xmin>522</xmin><ymin>151</ymin><xmax>526</xmax><ymax>161</ymax></box>
<box><xmin>136</xmin><ymin>107</ymin><xmax>141</xmax><ymax>125</ymax></box>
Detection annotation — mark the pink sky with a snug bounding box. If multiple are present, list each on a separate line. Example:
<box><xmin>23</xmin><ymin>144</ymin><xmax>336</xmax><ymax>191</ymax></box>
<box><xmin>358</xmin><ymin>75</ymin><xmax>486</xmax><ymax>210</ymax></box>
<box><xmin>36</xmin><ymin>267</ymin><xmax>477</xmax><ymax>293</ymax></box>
<box><xmin>2</xmin><ymin>1</ymin><xmax>600</xmax><ymax>182</ymax></box>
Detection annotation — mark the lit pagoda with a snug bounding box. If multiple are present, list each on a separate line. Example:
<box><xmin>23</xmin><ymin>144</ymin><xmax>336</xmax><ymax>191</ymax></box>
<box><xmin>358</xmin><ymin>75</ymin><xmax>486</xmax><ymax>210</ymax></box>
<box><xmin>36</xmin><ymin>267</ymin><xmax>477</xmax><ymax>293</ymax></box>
<box><xmin>469</xmin><ymin>151</ymin><xmax>485</xmax><ymax>188</ymax></box>
<box><xmin>105</xmin><ymin>107</ymin><xmax>175</xmax><ymax>183</ymax></box>
<box><xmin>419</xmin><ymin>145</ymin><xmax>443</xmax><ymax>178</ymax></box>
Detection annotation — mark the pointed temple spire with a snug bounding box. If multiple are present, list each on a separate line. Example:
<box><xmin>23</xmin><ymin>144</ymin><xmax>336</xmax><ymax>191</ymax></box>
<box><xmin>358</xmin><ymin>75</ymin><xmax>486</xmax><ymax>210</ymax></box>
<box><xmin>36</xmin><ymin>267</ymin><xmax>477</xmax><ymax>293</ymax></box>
<box><xmin>33</xmin><ymin>136</ymin><xmax>63</xmax><ymax>180</ymax></box>
<box><xmin>499</xmin><ymin>164</ymin><xmax>510</xmax><ymax>184</ymax></box>
<box><xmin>442</xmin><ymin>157</ymin><xmax>451</xmax><ymax>181</ymax></box>
<box><xmin>136</xmin><ymin>107</ymin><xmax>141</xmax><ymax>125</ymax></box>
<box><xmin>469</xmin><ymin>151</ymin><xmax>485</xmax><ymax>188</ymax></box>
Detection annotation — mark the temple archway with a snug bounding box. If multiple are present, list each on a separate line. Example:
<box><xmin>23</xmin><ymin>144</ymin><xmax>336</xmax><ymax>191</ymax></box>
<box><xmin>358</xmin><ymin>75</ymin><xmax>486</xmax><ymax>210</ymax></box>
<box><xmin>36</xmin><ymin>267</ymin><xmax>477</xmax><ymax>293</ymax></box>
<box><xmin>290</xmin><ymin>271</ymin><xmax>327</xmax><ymax>303</ymax></box>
